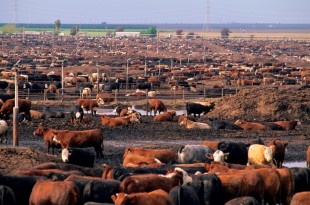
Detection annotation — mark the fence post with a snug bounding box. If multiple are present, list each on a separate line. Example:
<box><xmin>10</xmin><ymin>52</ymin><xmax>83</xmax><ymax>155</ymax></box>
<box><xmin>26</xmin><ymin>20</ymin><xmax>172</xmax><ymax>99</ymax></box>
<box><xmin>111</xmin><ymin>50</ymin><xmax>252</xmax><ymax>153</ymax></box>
<box><xmin>146</xmin><ymin>89</ymin><xmax>149</xmax><ymax>116</ymax></box>
<box><xmin>27</xmin><ymin>88</ymin><xmax>30</xmax><ymax>99</ymax></box>
<box><xmin>174</xmin><ymin>89</ymin><xmax>176</xmax><ymax>107</ymax></box>
<box><xmin>115</xmin><ymin>90</ymin><xmax>118</xmax><ymax>103</ymax></box>
<box><xmin>221</xmin><ymin>88</ymin><xmax>224</xmax><ymax>97</ymax></box>
<box><xmin>203</xmin><ymin>87</ymin><xmax>206</xmax><ymax>100</ymax></box>
<box><xmin>182</xmin><ymin>89</ymin><xmax>185</xmax><ymax>100</ymax></box>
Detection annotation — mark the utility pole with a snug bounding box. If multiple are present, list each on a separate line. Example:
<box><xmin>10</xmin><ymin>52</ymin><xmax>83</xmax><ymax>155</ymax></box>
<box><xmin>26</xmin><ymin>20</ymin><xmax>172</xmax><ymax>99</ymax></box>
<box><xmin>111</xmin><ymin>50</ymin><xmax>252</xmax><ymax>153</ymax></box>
<box><xmin>97</xmin><ymin>62</ymin><xmax>99</xmax><ymax>93</ymax></box>
<box><xmin>13</xmin><ymin>60</ymin><xmax>20</xmax><ymax>147</ymax></box>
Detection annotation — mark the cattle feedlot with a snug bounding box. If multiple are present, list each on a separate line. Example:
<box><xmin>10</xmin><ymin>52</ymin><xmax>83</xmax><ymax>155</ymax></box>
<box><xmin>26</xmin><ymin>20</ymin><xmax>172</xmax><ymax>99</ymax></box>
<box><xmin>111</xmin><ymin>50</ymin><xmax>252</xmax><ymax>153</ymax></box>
<box><xmin>0</xmin><ymin>30</ymin><xmax>310</xmax><ymax>205</ymax></box>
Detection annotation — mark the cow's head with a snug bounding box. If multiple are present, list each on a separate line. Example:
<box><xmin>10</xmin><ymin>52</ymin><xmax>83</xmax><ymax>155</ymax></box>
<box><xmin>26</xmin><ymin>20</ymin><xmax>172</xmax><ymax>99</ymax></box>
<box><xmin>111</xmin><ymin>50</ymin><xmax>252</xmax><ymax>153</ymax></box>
<box><xmin>61</xmin><ymin>148</ymin><xmax>71</xmax><ymax>162</ymax></box>
<box><xmin>264</xmin><ymin>145</ymin><xmax>276</xmax><ymax>163</ymax></box>
<box><xmin>111</xmin><ymin>193</ymin><xmax>128</xmax><ymax>205</ymax></box>
<box><xmin>207</xmin><ymin>150</ymin><xmax>229</xmax><ymax>163</ymax></box>
<box><xmin>174</xmin><ymin>167</ymin><xmax>192</xmax><ymax>185</ymax></box>
<box><xmin>33</xmin><ymin>123</ymin><xmax>44</xmax><ymax>137</ymax></box>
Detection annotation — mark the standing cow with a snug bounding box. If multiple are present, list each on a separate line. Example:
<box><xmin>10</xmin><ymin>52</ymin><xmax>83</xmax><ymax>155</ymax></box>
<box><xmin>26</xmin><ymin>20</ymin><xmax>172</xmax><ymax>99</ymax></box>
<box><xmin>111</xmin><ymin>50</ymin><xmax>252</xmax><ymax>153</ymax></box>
<box><xmin>0</xmin><ymin>99</ymin><xmax>31</xmax><ymax>119</ymax></box>
<box><xmin>148</xmin><ymin>99</ymin><xmax>167</xmax><ymax>116</ymax></box>
<box><xmin>186</xmin><ymin>102</ymin><xmax>215</xmax><ymax>118</ymax></box>
<box><xmin>70</xmin><ymin>105</ymin><xmax>84</xmax><ymax>124</ymax></box>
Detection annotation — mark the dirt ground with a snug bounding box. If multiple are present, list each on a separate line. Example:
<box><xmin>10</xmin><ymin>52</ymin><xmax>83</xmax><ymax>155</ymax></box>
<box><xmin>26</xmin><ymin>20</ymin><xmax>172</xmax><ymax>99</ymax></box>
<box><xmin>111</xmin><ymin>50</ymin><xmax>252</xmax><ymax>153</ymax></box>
<box><xmin>0</xmin><ymin>85</ymin><xmax>309</xmax><ymax>175</ymax></box>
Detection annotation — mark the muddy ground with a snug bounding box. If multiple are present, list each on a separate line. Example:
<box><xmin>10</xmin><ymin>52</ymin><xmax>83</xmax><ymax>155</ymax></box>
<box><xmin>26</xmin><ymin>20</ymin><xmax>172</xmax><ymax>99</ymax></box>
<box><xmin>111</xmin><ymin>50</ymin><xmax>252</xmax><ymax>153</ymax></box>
<box><xmin>0</xmin><ymin>86</ymin><xmax>309</xmax><ymax>175</ymax></box>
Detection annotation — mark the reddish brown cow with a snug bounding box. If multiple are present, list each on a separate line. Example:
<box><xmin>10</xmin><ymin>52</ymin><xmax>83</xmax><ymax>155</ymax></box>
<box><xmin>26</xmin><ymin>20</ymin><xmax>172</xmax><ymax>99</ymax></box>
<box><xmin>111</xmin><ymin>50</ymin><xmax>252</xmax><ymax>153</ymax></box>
<box><xmin>273</xmin><ymin>120</ymin><xmax>300</xmax><ymax>130</ymax></box>
<box><xmin>276</xmin><ymin>167</ymin><xmax>295</xmax><ymax>205</ymax></box>
<box><xmin>235</xmin><ymin>119</ymin><xmax>267</xmax><ymax>131</ymax></box>
<box><xmin>120</xmin><ymin>168</ymin><xmax>191</xmax><ymax>194</ymax></box>
<box><xmin>307</xmin><ymin>146</ymin><xmax>310</xmax><ymax>168</ymax></box>
<box><xmin>33</xmin><ymin>125</ymin><xmax>62</xmax><ymax>154</ymax></box>
<box><xmin>101</xmin><ymin>113</ymin><xmax>141</xmax><ymax>127</ymax></box>
<box><xmin>201</xmin><ymin>140</ymin><xmax>219</xmax><ymax>151</ymax></box>
<box><xmin>290</xmin><ymin>191</ymin><xmax>310</xmax><ymax>205</ymax></box>
<box><xmin>148</xmin><ymin>99</ymin><xmax>167</xmax><ymax>116</ymax></box>
<box><xmin>29</xmin><ymin>180</ymin><xmax>79</xmax><ymax>205</ymax></box>
<box><xmin>123</xmin><ymin>147</ymin><xmax>176</xmax><ymax>164</ymax></box>
<box><xmin>0</xmin><ymin>99</ymin><xmax>31</xmax><ymax>119</ymax></box>
<box><xmin>266</xmin><ymin>138</ymin><xmax>289</xmax><ymax>168</ymax></box>
<box><xmin>217</xmin><ymin>174</ymin><xmax>249</xmax><ymax>204</ymax></box>
<box><xmin>111</xmin><ymin>189</ymin><xmax>172</xmax><ymax>205</ymax></box>
<box><xmin>76</xmin><ymin>98</ymin><xmax>99</xmax><ymax>116</ymax></box>
<box><xmin>30</xmin><ymin>110</ymin><xmax>44</xmax><ymax>120</ymax></box>
<box><xmin>154</xmin><ymin>111</ymin><xmax>176</xmax><ymax>122</ymax></box>
<box><xmin>52</xmin><ymin>129</ymin><xmax>104</xmax><ymax>158</ymax></box>
<box><xmin>96</xmin><ymin>93</ymin><xmax>115</xmax><ymax>105</ymax></box>
<box><xmin>123</xmin><ymin>153</ymin><xmax>164</xmax><ymax>168</ymax></box>
<box><xmin>206</xmin><ymin>163</ymin><xmax>281</xmax><ymax>205</ymax></box>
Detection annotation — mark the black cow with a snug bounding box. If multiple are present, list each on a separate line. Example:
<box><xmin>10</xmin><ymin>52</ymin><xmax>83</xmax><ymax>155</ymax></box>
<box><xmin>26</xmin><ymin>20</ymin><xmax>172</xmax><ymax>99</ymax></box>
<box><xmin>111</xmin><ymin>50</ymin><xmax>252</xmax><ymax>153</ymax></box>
<box><xmin>217</xmin><ymin>141</ymin><xmax>248</xmax><ymax>165</ymax></box>
<box><xmin>225</xmin><ymin>196</ymin><xmax>260</xmax><ymax>205</ymax></box>
<box><xmin>70</xmin><ymin>104</ymin><xmax>84</xmax><ymax>124</ymax></box>
<box><xmin>169</xmin><ymin>185</ymin><xmax>200</xmax><ymax>205</ymax></box>
<box><xmin>186</xmin><ymin>102</ymin><xmax>215</xmax><ymax>118</ymax></box>
<box><xmin>65</xmin><ymin>175</ymin><xmax>120</xmax><ymax>205</ymax></box>
<box><xmin>137</xmin><ymin>82</ymin><xmax>152</xmax><ymax>90</ymax></box>
<box><xmin>0</xmin><ymin>185</ymin><xmax>16</xmax><ymax>205</ymax></box>
<box><xmin>42</xmin><ymin>107</ymin><xmax>65</xmax><ymax>119</ymax></box>
<box><xmin>0</xmin><ymin>93</ymin><xmax>14</xmax><ymax>103</ymax></box>
<box><xmin>61</xmin><ymin>147</ymin><xmax>95</xmax><ymax>168</ymax></box>
<box><xmin>289</xmin><ymin>167</ymin><xmax>310</xmax><ymax>193</ymax></box>
<box><xmin>0</xmin><ymin>81</ymin><xmax>9</xmax><ymax>89</ymax></box>
<box><xmin>190</xmin><ymin>172</ymin><xmax>222</xmax><ymax>205</ymax></box>
<box><xmin>208</xmin><ymin>119</ymin><xmax>243</xmax><ymax>130</ymax></box>
<box><xmin>0</xmin><ymin>174</ymin><xmax>45</xmax><ymax>205</ymax></box>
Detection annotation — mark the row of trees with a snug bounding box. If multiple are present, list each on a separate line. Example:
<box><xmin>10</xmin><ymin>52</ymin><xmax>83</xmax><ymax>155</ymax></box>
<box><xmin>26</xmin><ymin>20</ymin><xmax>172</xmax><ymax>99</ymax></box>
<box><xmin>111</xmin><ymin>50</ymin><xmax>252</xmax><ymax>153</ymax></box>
<box><xmin>1</xmin><ymin>19</ymin><xmax>232</xmax><ymax>38</ymax></box>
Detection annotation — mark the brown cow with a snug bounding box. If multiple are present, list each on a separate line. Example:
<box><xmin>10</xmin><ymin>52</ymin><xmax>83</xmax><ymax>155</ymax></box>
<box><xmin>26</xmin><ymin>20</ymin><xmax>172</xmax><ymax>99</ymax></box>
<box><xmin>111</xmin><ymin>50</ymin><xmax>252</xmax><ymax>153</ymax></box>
<box><xmin>52</xmin><ymin>128</ymin><xmax>104</xmax><ymax>158</ymax></box>
<box><xmin>120</xmin><ymin>168</ymin><xmax>192</xmax><ymax>194</ymax></box>
<box><xmin>96</xmin><ymin>93</ymin><xmax>115</xmax><ymax>105</ymax></box>
<box><xmin>148</xmin><ymin>99</ymin><xmax>167</xmax><ymax>116</ymax></box>
<box><xmin>101</xmin><ymin>113</ymin><xmax>141</xmax><ymax>127</ymax></box>
<box><xmin>0</xmin><ymin>98</ymin><xmax>31</xmax><ymax>119</ymax></box>
<box><xmin>123</xmin><ymin>147</ymin><xmax>176</xmax><ymax>164</ymax></box>
<box><xmin>154</xmin><ymin>111</ymin><xmax>176</xmax><ymax>122</ymax></box>
<box><xmin>235</xmin><ymin>120</ymin><xmax>267</xmax><ymax>131</ymax></box>
<box><xmin>29</xmin><ymin>180</ymin><xmax>79</xmax><ymax>205</ymax></box>
<box><xmin>273</xmin><ymin>120</ymin><xmax>301</xmax><ymax>130</ymax></box>
<box><xmin>290</xmin><ymin>191</ymin><xmax>310</xmax><ymax>205</ymax></box>
<box><xmin>111</xmin><ymin>189</ymin><xmax>172</xmax><ymax>205</ymax></box>
<box><xmin>276</xmin><ymin>167</ymin><xmax>295</xmax><ymax>205</ymax></box>
<box><xmin>30</xmin><ymin>110</ymin><xmax>44</xmax><ymax>120</ymax></box>
<box><xmin>307</xmin><ymin>146</ymin><xmax>310</xmax><ymax>168</ymax></box>
<box><xmin>14</xmin><ymin>169</ymin><xmax>84</xmax><ymax>181</ymax></box>
<box><xmin>266</xmin><ymin>138</ymin><xmax>289</xmax><ymax>168</ymax></box>
<box><xmin>33</xmin><ymin>124</ymin><xmax>62</xmax><ymax>154</ymax></box>
<box><xmin>76</xmin><ymin>98</ymin><xmax>99</xmax><ymax>116</ymax></box>
<box><xmin>202</xmin><ymin>140</ymin><xmax>219</xmax><ymax>151</ymax></box>
<box><xmin>123</xmin><ymin>153</ymin><xmax>164</xmax><ymax>168</ymax></box>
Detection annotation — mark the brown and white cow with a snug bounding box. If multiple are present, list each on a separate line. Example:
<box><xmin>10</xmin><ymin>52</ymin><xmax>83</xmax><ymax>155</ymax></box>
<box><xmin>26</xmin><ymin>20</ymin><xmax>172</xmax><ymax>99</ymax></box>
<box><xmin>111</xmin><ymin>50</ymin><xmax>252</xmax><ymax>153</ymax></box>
<box><xmin>120</xmin><ymin>168</ymin><xmax>192</xmax><ymax>194</ymax></box>
<box><xmin>235</xmin><ymin>119</ymin><xmax>267</xmax><ymax>131</ymax></box>
<box><xmin>52</xmin><ymin>128</ymin><xmax>104</xmax><ymax>158</ymax></box>
<box><xmin>96</xmin><ymin>93</ymin><xmax>115</xmax><ymax>105</ymax></box>
<box><xmin>111</xmin><ymin>189</ymin><xmax>172</xmax><ymax>205</ymax></box>
<box><xmin>123</xmin><ymin>153</ymin><xmax>164</xmax><ymax>168</ymax></box>
<box><xmin>76</xmin><ymin>98</ymin><xmax>99</xmax><ymax>116</ymax></box>
<box><xmin>148</xmin><ymin>99</ymin><xmax>167</xmax><ymax>116</ymax></box>
<box><xmin>29</xmin><ymin>180</ymin><xmax>79</xmax><ymax>205</ymax></box>
<box><xmin>123</xmin><ymin>147</ymin><xmax>176</xmax><ymax>164</ymax></box>
<box><xmin>33</xmin><ymin>124</ymin><xmax>62</xmax><ymax>154</ymax></box>
<box><xmin>101</xmin><ymin>113</ymin><xmax>141</xmax><ymax>127</ymax></box>
<box><xmin>179</xmin><ymin>118</ymin><xmax>212</xmax><ymax>129</ymax></box>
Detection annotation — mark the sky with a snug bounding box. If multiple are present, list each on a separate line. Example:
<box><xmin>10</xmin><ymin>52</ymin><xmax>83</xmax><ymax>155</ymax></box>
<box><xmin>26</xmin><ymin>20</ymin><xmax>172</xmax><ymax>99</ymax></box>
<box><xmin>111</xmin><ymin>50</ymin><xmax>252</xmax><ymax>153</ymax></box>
<box><xmin>1</xmin><ymin>0</ymin><xmax>309</xmax><ymax>24</ymax></box>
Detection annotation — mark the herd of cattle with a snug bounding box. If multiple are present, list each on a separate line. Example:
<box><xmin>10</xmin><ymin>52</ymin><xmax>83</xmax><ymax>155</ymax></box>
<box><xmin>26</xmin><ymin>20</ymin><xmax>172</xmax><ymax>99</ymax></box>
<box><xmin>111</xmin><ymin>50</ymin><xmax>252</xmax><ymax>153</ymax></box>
<box><xmin>0</xmin><ymin>33</ymin><xmax>309</xmax><ymax>204</ymax></box>
<box><xmin>0</xmin><ymin>93</ymin><xmax>309</xmax><ymax>204</ymax></box>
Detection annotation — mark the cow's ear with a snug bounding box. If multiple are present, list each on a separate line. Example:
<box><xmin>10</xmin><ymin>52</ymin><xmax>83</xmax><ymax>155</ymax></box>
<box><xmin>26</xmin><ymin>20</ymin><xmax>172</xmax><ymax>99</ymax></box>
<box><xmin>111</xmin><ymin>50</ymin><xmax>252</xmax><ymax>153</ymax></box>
<box><xmin>52</xmin><ymin>131</ymin><xmax>57</xmax><ymax>135</ymax></box>
<box><xmin>111</xmin><ymin>194</ymin><xmax>116</xmax><ymax>202</ymax></box>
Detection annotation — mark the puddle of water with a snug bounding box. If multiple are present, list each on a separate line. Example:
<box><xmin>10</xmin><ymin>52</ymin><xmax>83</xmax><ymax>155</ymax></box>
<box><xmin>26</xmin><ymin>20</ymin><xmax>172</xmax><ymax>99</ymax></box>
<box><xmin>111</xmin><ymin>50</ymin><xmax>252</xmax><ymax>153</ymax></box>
<box><xmin>95</xmin><ymin>108</ymin><xmax>186</xmax><ymax>116</ymax></box>
<box><xmin>283</xmin><ymin>161</ymin><xmax>307</xmax><ymax>168</ymax></box>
